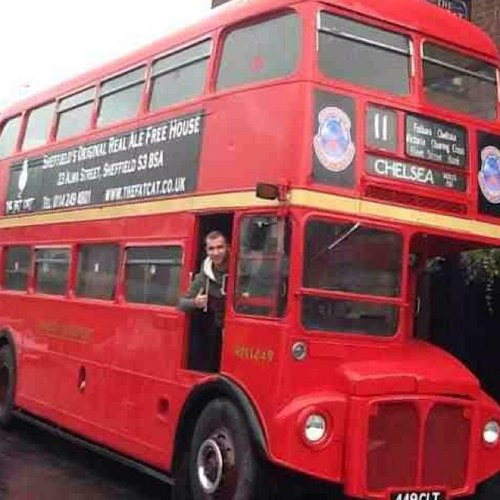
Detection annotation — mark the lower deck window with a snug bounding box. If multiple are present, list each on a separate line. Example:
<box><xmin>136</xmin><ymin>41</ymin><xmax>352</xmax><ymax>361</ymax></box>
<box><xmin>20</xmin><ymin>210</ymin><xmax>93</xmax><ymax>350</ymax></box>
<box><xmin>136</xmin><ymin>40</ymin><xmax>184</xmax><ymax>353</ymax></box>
<box><xmin>125</xmin><ymin>246</ymin><xmax>182</xmax><ymax>306</ymax></box>
<box><xmin>76</xmin><ymin>244</ymin><xmax>118</xmax><ymax>300</ymax></box>
<box><xmin>34</xmin><ymin>248</ymin><xmax>70</xmax><ymax>295</ymax></box>
<box><xmin>301</xmin><ymin>296</ymin><xmax>398</xmax><ymax>336</ymax></box>
<box><xmin>302</xmin><ymin>219</ymin><xmax>402</xmax><ymax>336</ymax></box>
<box><xmin>234</xmin><ymin>216</ymin><xmax>290</xmax><ymax>317</ymax></box>
<box><xmin>2</xmin><ymin>246</ymin><xmax>31</xmax><ymax>291</ymax></box>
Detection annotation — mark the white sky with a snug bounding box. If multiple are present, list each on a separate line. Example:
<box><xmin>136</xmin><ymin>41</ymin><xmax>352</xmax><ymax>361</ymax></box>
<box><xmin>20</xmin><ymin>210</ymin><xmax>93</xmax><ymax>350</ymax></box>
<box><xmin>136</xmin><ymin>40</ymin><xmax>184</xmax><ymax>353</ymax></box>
<box><xmin>0</xmin><ymin>0</ymin><xmax>212</xmax><ymax>109</ymax></box>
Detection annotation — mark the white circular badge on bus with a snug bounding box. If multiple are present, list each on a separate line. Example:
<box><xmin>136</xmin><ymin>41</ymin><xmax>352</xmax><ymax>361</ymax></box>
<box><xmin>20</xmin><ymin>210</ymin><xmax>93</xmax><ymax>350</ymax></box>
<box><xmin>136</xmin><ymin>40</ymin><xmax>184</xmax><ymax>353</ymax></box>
<box><xmin>313</xmin><ymin>107</ymin><xmax>355</xmax><ymax>173</ymax></box>
<box><xmin>478</xmin><ymin>146</ymin><xmax>500</xmax><ymax>204</ymax></box>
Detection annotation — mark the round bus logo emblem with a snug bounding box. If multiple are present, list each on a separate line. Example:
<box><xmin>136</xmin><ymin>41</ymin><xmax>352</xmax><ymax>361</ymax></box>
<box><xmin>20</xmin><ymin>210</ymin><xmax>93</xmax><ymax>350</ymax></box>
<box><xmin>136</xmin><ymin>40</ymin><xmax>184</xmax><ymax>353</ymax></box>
<box><xmin>479</xmin><ymin>146</ymin><xmax>500</xmax><ymax>204</ymax></box>
<box><xmin>314</xmin><ymin>107</ymin><xmax>355</xmax><ymax>172</ymax></box>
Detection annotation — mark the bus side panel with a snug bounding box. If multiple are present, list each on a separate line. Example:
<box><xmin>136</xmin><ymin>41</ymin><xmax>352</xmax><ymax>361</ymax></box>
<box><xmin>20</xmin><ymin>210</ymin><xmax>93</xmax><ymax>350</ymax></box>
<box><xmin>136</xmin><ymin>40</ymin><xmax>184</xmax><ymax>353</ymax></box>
<box><xmin>1</xmin><ymin>212</ymin><xmax>194</xmax><ymax>468</ymax></box>
<box><xmin>198</xmin><ymin>83</ymin><xmax>307</xmax><ymax>193</ymax></box>
<box><xmin>2</xmin><ymin>294</ymin><xmax>62</xmax><ymax>410</ymax></box>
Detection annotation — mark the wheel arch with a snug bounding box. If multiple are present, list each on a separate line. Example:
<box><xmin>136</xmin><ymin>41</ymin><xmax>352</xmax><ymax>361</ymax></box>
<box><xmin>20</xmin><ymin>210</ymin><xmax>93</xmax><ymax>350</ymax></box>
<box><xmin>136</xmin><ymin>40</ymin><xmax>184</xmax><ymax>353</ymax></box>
<box><xmin>0</xmin><ymin>329</ymin><xmax>17</xmax><ymax>362</ymax></box>
<box><xmin>0</xmin><ymin>328</ymin><xmax>17</xmax><ymax>375</ymax></box>
<box><xmin>171</xmin><ymin>376</ymin><xmax>268</xmax><ymax>473</ymax></box>
<box><xmin>0</xmin><ymin>328</ymin><xmax>18</xmax><ymax>420</ymax></box>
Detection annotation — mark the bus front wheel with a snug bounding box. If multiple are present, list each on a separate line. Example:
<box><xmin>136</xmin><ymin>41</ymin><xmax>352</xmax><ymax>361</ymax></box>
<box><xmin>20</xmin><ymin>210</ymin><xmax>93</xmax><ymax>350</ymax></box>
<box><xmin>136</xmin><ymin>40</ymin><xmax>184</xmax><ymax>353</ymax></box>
<box><xmin>0</xmin><ymin>344</ymin><xmax>15</xmax><ymax>427</ymax></box>
<box><xmin>188</xmin><ymin>398</ymin><xmax>263</xmax><ymax>499</ymax></box>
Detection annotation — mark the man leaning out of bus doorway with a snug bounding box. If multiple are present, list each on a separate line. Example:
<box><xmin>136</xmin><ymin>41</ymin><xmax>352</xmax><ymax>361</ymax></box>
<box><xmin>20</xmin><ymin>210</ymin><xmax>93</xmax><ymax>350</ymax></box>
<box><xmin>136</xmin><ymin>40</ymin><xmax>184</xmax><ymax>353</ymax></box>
<box><xmin>178</xmin><ymin>231</ymin><xmax>229</xmax><ymax>372</ymax></box>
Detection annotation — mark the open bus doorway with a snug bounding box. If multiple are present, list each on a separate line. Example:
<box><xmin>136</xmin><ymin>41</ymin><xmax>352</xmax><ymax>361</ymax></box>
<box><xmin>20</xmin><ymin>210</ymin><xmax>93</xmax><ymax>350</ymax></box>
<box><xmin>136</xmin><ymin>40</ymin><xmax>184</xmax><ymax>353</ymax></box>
<box><xmin>411</xmin><ymin>233</ymin><xmax>499</xmax><ymax>402</ymax></box>
<box><xmin>183</xmin><ymin>213</ymin><xmax>234</xmax><ymax>373</ymax></box>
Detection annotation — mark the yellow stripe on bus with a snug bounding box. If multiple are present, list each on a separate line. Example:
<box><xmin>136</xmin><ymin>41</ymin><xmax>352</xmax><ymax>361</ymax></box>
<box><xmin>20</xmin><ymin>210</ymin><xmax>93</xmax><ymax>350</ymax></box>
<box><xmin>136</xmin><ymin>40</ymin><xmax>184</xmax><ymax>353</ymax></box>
<box><xmin>290</xmin><ymin>189</ymin><xmax>500</xmax><ymax>240</ymax></box>
<box><xmin>0</xmin><ymin>192</ymin><xmax>277</xmax><ymax>229</ymax></box>
<box><xmin>1</xmin><ymin>188</ymin><xmax>500</xmax><ymax>241</ymax></box>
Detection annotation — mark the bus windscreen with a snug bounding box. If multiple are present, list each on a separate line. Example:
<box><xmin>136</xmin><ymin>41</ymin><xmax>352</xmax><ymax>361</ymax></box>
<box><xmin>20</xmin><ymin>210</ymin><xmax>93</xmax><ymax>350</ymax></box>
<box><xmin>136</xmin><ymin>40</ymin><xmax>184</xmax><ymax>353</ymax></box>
<box><xmin>301</xmin><ymin>220</ymin><xmax>402</xmax><ymax>337</ymax></box>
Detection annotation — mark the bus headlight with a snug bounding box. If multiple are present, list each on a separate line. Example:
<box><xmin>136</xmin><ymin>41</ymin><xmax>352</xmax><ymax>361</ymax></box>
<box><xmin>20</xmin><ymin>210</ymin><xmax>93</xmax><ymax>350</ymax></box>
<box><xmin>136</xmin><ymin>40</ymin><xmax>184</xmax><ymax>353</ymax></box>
<box><xmin>483</xmin><ymin>420</ymin><xmax>500</xmax><ymax>445</ymax></box>
<box><xmin>304</xmin><ymin>414</ymin><xmax>327</xmax><ymax>443</ymax></box>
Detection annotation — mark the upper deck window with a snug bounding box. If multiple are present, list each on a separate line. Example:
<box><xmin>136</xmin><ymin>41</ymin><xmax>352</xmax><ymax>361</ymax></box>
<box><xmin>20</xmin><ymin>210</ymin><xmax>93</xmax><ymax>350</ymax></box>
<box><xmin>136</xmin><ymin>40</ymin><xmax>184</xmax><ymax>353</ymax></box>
<box><xmin>56</xmin><ymin>87</ymin><xmax>96</xmax><ymax>140</ymax></box>
<box><xmin>423</xmin><ymin>43</ymin><xmax>498</xmax><ymax>120</ymax></box>
<box><xmin>301</xmin><ymin>220</ymin><xmax>402</xmax><ymax>336</ymax></box>
<box><xmin>22</xmin><ymin>102</ymin><xmax>55</xmax><ymax>150</ymax></box>
<box><xmin>318</xmin><ymin>12</ymin><xmax>411</xmax><ymax>96</ymax></box>
<box><xmin>97</xmin><ymin>66</ymin><xmax>145</xmax><ymax>127</ymax></box>
<box><xmin>216</xmin><ymin>12</ymin><xmax>300</xmax><ymax>91</ymax></box>
<box><xmin>0</xmin><ymin>115</ymin><xmax>21</xmax><ymax>158</ymax></box>
<box><xmin>150</xmin><ymin>39</ymin><xmax>211</xmax><ymax>111</ymax></box>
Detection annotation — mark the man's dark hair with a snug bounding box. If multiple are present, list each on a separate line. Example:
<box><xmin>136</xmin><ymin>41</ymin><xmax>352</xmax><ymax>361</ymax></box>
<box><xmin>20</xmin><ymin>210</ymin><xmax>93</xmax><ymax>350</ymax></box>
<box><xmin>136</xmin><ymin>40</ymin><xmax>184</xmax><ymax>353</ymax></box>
<box><xmin>205</xmin><ymin>230</ymin><xmax>226</xmax><ymax>242</ymax></box>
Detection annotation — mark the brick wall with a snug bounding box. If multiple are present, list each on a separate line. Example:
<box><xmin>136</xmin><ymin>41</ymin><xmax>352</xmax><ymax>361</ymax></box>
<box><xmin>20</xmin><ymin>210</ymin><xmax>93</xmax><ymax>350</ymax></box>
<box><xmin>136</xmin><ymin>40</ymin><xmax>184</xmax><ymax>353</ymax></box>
<box><xmin>472</xmin><ymin>0</ymin><xmax>500</xmax><ymax>49</ymax></box>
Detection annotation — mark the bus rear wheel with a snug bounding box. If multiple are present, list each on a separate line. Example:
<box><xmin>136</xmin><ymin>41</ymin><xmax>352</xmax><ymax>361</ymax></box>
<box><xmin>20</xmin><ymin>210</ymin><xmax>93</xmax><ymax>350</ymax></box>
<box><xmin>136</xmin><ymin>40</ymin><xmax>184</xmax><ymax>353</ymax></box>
<box><xmin>188</xmin><ymin>398</ymin><xmax>262</xmax><ymax>499</ymax></box>
<box><xmin>0</xmin><ymin>344</ymin><xmax>15</xmax><ymax>427</ymax></box>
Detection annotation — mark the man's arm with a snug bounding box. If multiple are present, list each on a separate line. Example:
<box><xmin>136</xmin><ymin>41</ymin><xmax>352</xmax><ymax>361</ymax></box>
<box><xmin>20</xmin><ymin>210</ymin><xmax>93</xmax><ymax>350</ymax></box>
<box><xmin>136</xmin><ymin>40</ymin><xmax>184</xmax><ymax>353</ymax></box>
<box><xmin>178</xmin><ymin>273</ymin><xmax>206</xmax><ymax>311</ymax></box>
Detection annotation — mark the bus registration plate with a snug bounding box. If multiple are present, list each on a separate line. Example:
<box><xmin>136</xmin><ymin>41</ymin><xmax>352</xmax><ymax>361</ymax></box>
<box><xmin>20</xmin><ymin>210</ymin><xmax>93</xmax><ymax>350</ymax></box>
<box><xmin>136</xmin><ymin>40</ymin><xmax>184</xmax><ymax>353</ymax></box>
<box><xmin>390</xmin><ymin>491</ymin><xmax>445</xmax><ymax>500</ymax></box>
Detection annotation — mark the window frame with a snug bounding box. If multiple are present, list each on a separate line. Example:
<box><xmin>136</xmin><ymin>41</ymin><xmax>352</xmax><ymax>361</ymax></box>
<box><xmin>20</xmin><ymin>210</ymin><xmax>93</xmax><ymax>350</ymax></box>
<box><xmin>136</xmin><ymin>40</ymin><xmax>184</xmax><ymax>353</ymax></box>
<box><xmin>300</xmin><ymin>215</ymin><xmax>405</xmax><ymax>303</ymax></box>
<box><xmin>21</xmin><ymin>101</ymin><xmax>56</xmax><ymax>151</ymax></box>
<box><xmin>122</xmin><ymin>243</ymin><xmax>184</xmax><ymax>307</ymax></box>
<box><xmin>74</xmin><ymin>243</ymin><xmax>120</xmax><ymax>301</ymax></box>
<box><xmin>55</xmin><ymin>86</ymin><xmax>97</xmax><ymax>141</ymax></box>
<box><xmin>149</xmin><ymin>37</ymin><xmax>212</xmax><ymax>112</ymax></box>
<box><xmin>214</xmin><ymin>8</ymin><xmax>302</xmax><ymax>93</ymax></box>
<box><xmin>316</xmin><ymin>9</ymin><xmax>414</xmax><ymax>97</ymax></box>
<box><xmin>0</xmin><ymin>114</ymin><xmax>22</xmax><ymax>158</ymax></box>
<box><xmin>421</xmin><ymin>40</ymin><xmax>499</xmax><ymax>121</ymax></box>
<box><xmin>33</xmin><ymin>246</ymin><xmax>71</xmax><ymax>296</ymax></box>
<box><xmin>298</xmin><ymin>214</ymin><xmax>407</xmax><ymax>339</ymax></box>
<box><xmin>1</xmin><ymin>245</ymin><xmax>32</xmax><ymax>292</ymax></box>
<box><xmin>232</xmin><ymin>212</ymin><xmax>291</xmax><ymax>320</ymax></box>
<box><xmin>96</xmin><ymin>65</ymin><xmax>147</xmax><ymax>128</ymax></box>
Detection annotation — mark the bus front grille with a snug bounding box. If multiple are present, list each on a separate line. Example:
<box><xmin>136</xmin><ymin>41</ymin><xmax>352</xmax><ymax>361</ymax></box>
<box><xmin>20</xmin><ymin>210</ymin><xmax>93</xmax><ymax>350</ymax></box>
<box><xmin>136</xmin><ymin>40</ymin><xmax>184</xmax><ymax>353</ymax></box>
<box><xmin>364</xmin><ymin>185</ymin><xmax>467</xmax><ymax>215</ymax></box>
<box><xmin>422</xmin><ymin>404</ymin><xmax>470</xmax><ymax>490</ymax></box>
<box><xmin>367</xmin><ymin>402</ymin><xmax>419</xmax><ymax>491</ymax></box>
<box><xmin>366</xmin><ymin>401</ymin><xmax>470</xmax><ymax>494</ymax></box>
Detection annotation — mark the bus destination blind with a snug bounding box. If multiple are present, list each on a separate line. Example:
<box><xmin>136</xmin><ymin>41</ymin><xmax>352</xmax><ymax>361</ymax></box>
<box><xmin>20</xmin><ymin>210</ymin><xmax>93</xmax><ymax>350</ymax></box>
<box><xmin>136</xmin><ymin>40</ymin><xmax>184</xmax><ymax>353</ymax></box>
<box><xmin>4</xmin><ymin>111</ymin><xmax>204</xmax><ymax>215</ymax></box>
<box><xmin>405</xmin><ymin>114</ymin><xmax>467</xmax><ymax>168</ymax></box>
<box><xmin>366</xmin><ymin>155</ymin><xmax>466</xmax><ymax>192</ymax></box>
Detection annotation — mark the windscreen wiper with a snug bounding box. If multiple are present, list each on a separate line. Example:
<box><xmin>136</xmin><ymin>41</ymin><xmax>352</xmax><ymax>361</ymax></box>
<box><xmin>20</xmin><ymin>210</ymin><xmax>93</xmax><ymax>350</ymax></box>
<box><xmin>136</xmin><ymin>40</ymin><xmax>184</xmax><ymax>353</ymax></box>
<box><xmin>311</xmin><ymin>222</ymin><xmax>361</xmax><ymax>261</ymax></box>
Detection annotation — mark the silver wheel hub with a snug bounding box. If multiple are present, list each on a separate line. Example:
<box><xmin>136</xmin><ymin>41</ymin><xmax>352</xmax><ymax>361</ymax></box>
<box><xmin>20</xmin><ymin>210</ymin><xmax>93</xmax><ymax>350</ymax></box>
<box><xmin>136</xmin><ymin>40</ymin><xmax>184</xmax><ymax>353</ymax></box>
<box><xmin>197</xmin><ymin>438</ymin><xmax>224</xmax><ymax>494</ymax></box>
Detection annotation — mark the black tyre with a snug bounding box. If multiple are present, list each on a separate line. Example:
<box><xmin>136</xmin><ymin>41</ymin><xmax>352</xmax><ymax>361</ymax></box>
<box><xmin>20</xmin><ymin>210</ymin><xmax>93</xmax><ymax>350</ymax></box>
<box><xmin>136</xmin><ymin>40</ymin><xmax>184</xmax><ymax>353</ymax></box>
<box><xmin>0</xmin><ymin>344</ymin><xmax>15</xmax><ymax>427</ymax></box>
<box><xmin>469</xmin><ymin>475</ymin><xmax>500</xmax><ymax>500</ymax></box>
<box><xmin>187</xmin><ymin>398</ymin><xmax>263</xmax><ymax>500</ymax></box>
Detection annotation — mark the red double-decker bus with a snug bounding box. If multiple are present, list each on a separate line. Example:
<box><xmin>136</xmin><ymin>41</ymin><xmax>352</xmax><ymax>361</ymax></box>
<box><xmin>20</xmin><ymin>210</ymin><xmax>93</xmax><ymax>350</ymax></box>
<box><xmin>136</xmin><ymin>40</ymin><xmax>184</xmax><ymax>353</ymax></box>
<box><xmin>0</xmin><ymin>0</ymin><xmax>499</xmax><ymax>498</ymax></box>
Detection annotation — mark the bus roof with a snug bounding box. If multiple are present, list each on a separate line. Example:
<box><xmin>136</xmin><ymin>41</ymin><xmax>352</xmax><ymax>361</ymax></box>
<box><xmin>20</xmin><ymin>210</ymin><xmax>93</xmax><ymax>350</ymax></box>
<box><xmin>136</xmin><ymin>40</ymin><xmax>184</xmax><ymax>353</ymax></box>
<box><xmin>1</xmin><ymin>0</ymin><xmax>498</xmax><ymax>118</ymax></box>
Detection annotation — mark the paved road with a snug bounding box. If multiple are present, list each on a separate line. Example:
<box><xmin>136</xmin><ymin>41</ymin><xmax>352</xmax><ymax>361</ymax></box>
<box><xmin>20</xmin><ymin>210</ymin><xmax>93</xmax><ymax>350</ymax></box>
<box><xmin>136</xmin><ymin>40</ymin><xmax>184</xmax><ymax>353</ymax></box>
<box><xmin>0</xmin><ymin>419</ymin><xmax>498</xmax><ymax>499</ymax></box>
<box><xmin>0</xmin><ymin>419</ymin><xmax>340</xmax><ymax>500</ymax></box>
<box><xmin>0</xmin><ymin>420</ymin><xmax>167</xmax><ymax>499</ymax></box>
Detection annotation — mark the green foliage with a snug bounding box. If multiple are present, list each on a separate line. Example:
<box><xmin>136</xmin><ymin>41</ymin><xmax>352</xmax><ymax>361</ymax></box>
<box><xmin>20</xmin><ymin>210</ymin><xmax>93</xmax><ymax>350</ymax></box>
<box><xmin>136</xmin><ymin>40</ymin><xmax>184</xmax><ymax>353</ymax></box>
<box><xmin>461</xmin><ymin>249</ymin><xmax>500</xmax><ymax>314</ymax></box>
